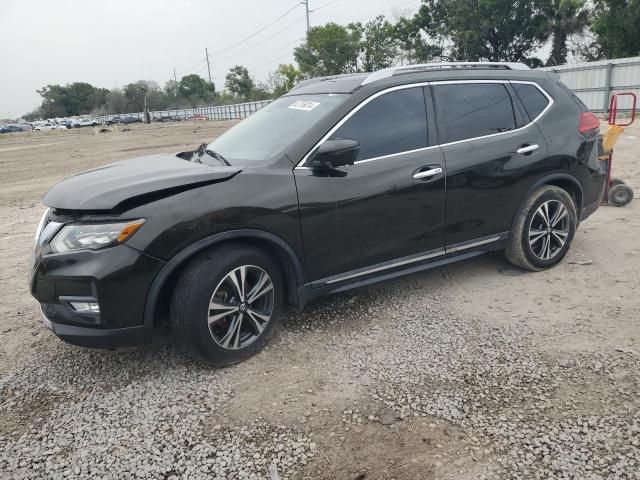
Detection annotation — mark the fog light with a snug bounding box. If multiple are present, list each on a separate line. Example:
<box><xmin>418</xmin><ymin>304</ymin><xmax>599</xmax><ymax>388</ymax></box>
<box><xmin>70</xmin><ymin>302</ymin><xmax>100</xmax><ymax>313</ymax></box>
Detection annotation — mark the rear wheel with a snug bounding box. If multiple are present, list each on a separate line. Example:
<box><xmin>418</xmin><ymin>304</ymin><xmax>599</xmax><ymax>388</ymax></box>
<box><xmin>506</xmin><ymin>186</ymin><xmax>577</xmax><ymax>271</ymax></box>
<box><xmin>171</xmin><ymin>244</ymin><xmax>284</xmax><ymax>366</ymax></box>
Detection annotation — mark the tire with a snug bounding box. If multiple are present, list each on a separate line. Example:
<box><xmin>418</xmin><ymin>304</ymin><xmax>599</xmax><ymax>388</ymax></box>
<box><xmin>610</xmin><ymin>177</ymin><xmax>626</xmax><ymax>187</ymax></box>
<box><xmin>608</xmin><ymin>183</ymin><xmax>633</xmax><ymax>207</ymax></box>
<box><xmin>170</xmin><ymin>244</ymin><xmax>284</xmax><ymax>366</ymax></box>
<box><xmin>506</xmin><ymin>185</ymin><xmax>577</xmax><ymax>271</ymax></box>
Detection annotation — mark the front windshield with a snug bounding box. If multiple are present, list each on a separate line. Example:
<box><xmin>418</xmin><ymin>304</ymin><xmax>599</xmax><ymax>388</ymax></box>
<box><xmin>206</xmin><ymin>94</ymin><xmax>349</xmax><ymax>164</ymax></box>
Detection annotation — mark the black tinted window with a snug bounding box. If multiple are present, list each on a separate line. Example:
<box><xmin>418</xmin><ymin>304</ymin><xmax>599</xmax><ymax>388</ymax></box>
<box><xmin>513</xmin><ymin>83</ymin><xmax>550</xmax><ymax>121</ymax></box>
<box><xmin>330</xmin><ymin>87</ymin><xmax>427</xmax><ymax>161</ymax></box>
<box><xmin>432</xmin><ymin>84</ymin><xmax>516</xmax><ymax>143</ymax></box>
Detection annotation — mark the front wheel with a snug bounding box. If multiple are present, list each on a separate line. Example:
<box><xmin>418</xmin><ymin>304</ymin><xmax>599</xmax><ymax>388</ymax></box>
<box><xmin>506</xmin><ymin>185</ymin><xmax>577</xmax><ymax>271</ymax></box>
<box><xmin>171</xmin><ymin>244</ymin><xmax>284</xmax><ymax>366</ymax></box>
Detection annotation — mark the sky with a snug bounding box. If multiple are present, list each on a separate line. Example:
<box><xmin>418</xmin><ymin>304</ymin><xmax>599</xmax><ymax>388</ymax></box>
<box><xmin>0</xmin><ymin>0</ymin><xmax>421</xmax><ymax>118</ymax></box>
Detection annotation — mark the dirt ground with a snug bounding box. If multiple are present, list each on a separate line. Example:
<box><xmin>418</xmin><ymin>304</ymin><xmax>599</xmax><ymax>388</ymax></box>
<box><xmin>1</xmin><ymin>121</ymin><xmax>638</xmax><ymax>479</ymax></box>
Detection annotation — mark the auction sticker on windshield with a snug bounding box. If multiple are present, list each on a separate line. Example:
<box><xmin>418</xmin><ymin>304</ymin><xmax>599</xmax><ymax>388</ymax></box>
<box><xmin>288</xmin><ymin>100</ymin><xmax>320</xmax><ymax>112</ymax></box>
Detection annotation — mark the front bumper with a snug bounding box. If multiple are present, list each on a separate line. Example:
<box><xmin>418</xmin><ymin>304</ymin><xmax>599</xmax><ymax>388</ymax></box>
<box><xmin>31</xmin><ymin>243</ymin><xmax>165</xmax><ymax>348</ymax></box>
<box><xmin>40</xmin><ymin>307</ymin><xmax>151</xmax><ymax>348</ymax></box>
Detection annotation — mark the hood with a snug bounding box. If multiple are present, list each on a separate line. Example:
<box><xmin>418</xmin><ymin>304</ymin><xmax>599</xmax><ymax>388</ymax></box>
<box><xmin>43</xmin><ymin>153</ymin><xmax>241</xmax><ymax>211</ymax></box>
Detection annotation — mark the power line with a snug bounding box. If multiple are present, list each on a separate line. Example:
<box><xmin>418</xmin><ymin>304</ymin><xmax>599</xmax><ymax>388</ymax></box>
<box><xmin>219</xmin><ymin>0</ymin><xmax>422</xmax><ymax>79</ymax></box>
<box><xmin>215</xmin><ymin>14</ymin><xmax>306</xmax><ymax>64</ymax></box>
<box><xmin>313</xmin><ymin>0</ymin><xmax>342</xmax><ymax>13</ymax></box>
<box><xmin>211</xmin><ymin>2</ymin><xmax>301</xmax><ymax>56</ymax></box>
<box><xmin>176</xmin><ymin>58</ymin><xmax>207</xmax><ymax>77</ymax></box>
<box><xmin>246</xmin><ymin>44</ymin><xmax>298</xmax><ymax>71</ymax></box>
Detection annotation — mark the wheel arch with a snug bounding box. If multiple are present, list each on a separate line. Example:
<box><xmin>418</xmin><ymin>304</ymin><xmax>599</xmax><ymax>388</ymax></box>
<box><xmin>512</xmin><ymin>173</ymin><xmax>583</xmax><ymax>230</ymax></box>
<box><xmin>143</xmin><ymin>229</ymin><xmax>305</xmax><ymax>327</ymax></box>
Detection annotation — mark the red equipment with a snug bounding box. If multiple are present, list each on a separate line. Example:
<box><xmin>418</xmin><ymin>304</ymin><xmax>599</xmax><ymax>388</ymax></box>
<box><xmin>600</xmin><ymin>92</ymin><xmax>636</xmax><ymax>207</ymax></box>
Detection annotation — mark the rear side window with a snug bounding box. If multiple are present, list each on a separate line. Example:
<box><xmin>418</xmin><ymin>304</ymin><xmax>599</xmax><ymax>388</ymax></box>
<box><xmin>432</xmin><ymin>83</ymin><xmax>516</xmax><ymax>144</ymax></box>
<box><xmin>512</xmin><ymin>83</ymin><xmax>550</xmax><ymax>121</ymax></box>
<box><xmin>329</xmin><ymin>87</ymin><xmax>428</xmax><ymax>161</ymax></box>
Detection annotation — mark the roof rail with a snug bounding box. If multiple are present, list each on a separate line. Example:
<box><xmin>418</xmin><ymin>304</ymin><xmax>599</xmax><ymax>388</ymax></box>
<box><xmin>361</xmin><ymin>62</ymin><xmax>530</xmax><ymax>85</ymax></box>
<box><xmin>291</xmin><ymin>73</ymin><xmax>367</xmax><ymax>91</ymax></box>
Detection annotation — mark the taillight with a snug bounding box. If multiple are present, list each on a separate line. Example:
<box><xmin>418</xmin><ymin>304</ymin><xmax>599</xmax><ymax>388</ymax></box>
<box><xmin>578</xmin><ymin>111</ymin><xmax>600</xmax><ymax>133</ymax></box>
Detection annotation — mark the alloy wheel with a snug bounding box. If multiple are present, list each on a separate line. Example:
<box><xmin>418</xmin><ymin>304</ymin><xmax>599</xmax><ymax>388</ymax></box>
<box><xmin>207</xmin><ymin>265</ymin><xmax>274</xmax><ymax>350</ymax></box>
<box><xmin>528</xmin><ymin>199</ymin><xmax>570</xmax><ymax>261</ymax></box>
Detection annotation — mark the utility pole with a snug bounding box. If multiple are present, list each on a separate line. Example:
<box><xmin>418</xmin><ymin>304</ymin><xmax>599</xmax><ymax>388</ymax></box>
<box><xmin>301</xmin><ymin>0</ymin><xmax>310</xmax><ymax>33</ymax></box>
<box><xmin>173</xmin><ymin>68</ymin><xmax>177</xmax><ymax>83</ymax></box>
<box><xmin>205</xmin><ymin>48</ymin><xmax>213</xmax><ymax>84</ymax></box>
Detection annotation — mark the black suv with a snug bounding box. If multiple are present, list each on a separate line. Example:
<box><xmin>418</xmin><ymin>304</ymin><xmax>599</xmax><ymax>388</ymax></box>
<box><xmin>30</xmin><ymin>62</ymin><xmax>604</xmax><ymax>365</ymax></box>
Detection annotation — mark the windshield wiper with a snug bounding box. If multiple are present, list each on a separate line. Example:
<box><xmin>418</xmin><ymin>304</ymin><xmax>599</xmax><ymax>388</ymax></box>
<box><xmin>193</xmin><ymin>143</ymin><xmax>231</xmax><ymax>166</ymax></box>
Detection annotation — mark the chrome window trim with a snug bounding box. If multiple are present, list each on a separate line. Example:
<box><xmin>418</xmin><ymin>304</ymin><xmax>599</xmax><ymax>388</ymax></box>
<box><xmin>293</xmin><ymin>80</ymin><xmax>553</xmax><ymax>170</ymax></box>
<box><xmin>295</xmin><ymin>82</ymin><xmax>430</xmax><ymax>169</ymax></box>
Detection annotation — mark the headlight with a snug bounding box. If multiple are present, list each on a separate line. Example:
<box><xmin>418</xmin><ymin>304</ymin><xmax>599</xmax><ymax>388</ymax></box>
<box><xmin>34</xmin><ymin>208</ymin><xmax>50</xmax><ymax>247</ymax></box>
<box><xmin>50</xmin><ymin>219</ymin><xmax>145</xmax><ymax>253</ymax></box>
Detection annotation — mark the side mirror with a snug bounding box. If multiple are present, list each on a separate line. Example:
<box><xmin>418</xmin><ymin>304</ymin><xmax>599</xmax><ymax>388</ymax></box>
<box><xmin>311</xmin><ymin>139</ymin><xmax>360</xmax><ymax>168</ymax></box>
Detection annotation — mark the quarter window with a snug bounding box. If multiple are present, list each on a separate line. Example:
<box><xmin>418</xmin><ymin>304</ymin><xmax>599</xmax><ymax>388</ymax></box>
<box><xmin>432</xmin><ymin>83</ymin><xmax>516</xmax><ymax>144</ymax></box>
<box><xmin>512</xmin><ymin>83</ymin><xmax>550</xmax><ymax>121</ymax></box>
<box><xmin>329</xmin><ymin>87</ymin><xmax>428</xmax><ymax>162</ymax></box>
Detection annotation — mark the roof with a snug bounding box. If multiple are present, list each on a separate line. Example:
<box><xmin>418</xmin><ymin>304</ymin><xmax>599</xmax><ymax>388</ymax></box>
<box><xmin>287</xmin><ymin>62</ymin><xmax>549</xmax><ymax>96</ymax></box>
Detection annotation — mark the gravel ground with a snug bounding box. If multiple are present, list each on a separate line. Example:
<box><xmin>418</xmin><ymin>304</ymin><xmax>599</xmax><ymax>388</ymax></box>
<box><xmin>1</xmin><ymin>122</ymin><xmax>639</xmax><ymax>479</ymax></box>
<box><xmin>0</xmin><ymin>339</ymin><xmax>316</xmax><ymax>479</ymax></box>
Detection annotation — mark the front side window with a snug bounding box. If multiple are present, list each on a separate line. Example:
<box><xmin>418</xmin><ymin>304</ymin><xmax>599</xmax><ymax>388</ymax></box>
<box><xmin>432</xmin><ymin>83</ymin><xmax>516</xmax><ymax>144</ymax></box>
<box><xmin>207</xmin><ymin>94</ymin><xmax>349</xmax><ymax>164</ymax></box>
<box><xmin>329</xmin><ymin>87</ymin><xmax>428</xmax><ymax>162</ymax></box>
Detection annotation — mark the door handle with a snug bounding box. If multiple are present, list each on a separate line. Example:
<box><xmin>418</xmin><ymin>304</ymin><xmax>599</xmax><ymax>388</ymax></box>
<box><xmin>516</xmin><ymin>144</ymin><xmax>539</xmax><ymax>155</ymax></box>
<box><xmin>413</xmin><ymin>167</ymin><xmax>443</xmax><ymax>180</ymax></box>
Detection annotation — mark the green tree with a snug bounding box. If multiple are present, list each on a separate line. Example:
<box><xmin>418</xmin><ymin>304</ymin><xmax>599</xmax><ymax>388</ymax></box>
<box><xmin>36</xmin><ymin>82</ymin><xmax>109</xmax><ymax>117</ymax></box>
<box><xmin>546</xmin><ymin>0</ymin><xmax>591</xmax><ymax>66</ymax></box>
<box><xmin>225</xmin><ymin>66</ymin><xmax>255</xmax><ymax>99</ymax></box>
<box><xmin>178</xmin><ymin>74</ymin><xmax>215</xmax><ymax>99</ymax></box>
<box><xmin>362</xmin><ymin>16</ymin><xmax>398</xmax><ymax>71</ymax></box>
<box><xmin>590</xmin><ymin>0</ymin><xmax>640</xmax><ymax>58</ymax></box>
<box><xmin>393</xmin><ymin>15</ymin><xmax>444</xmax><ymax>63</ymax></box>
<box><xmin>164</xmin><ymin>79</ymin><xmax>179</xmax><ymax>99</ymax></box>
<box><xmin>294</xmin><ymin>23</ymin><xmax>363</xmax><ymax>77</ymax></box>
<box><xmin>272</xmin><ymin>64</ymin><xmax>302</xmax><ymax>95</ymax></box>
<box><xmin>123</xmin><ymin>81</ymin><xmax>151</xmax><ymax>112</ymax></box>
<box><xmin>410</xmin><ymin>0</ymin><xmax>549</xmax><ymax>65</ymax></box>
<box><xmin>105</xmin><ymin>89</ymin><xmax>127</xmax><ymax>115</ymax></box>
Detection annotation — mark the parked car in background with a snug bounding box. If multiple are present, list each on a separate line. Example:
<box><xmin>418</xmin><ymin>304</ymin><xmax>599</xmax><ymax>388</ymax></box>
<box><xmin>31</xmin><ymin>62</ymin><xmax>605</xmax><ymax>366</ymax></box>
<box><xmin>106</xmin><ymin>116</ymin><xmax>122</xmax><ymax>125</ymax></box>
<box><xmin>154</xmin><ymin>115</ymin><xmax>183</xmax><ymax>123</ymax></box>
<box><xmin>74</xmin><ymin>118</ymin><xmax>99</xmax><ymax>128</ymax></box>
<box><xmin>186</xmin><ymin>114</ymin><xmax>207</xmax><ymax>121</ymax></box>
<box><xmin>34</xmin><ymin>122</ymin><xmax>68</xmax><ymax>131</ymax></box>
<box><xmin>1</xmin><ymin>124</ymin><xmax>32</xmax><ymax>133</ymax></box>
<box><xmin>52</xmin><ymin>119</ymin><xmax>71</xmax><ymax>129</ymax></box>
<box><xmin>122</xmin><ymin>116</ymin><xmax>143</xmax><ymax>124</ymax></box>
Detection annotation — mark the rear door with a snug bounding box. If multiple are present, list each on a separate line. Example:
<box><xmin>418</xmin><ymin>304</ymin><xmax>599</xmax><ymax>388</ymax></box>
<box><xmin>294</xmin><ymin>86</ymin><xmax>446</xmax><ymax>282</ymax></box>
<box><xmin>431</xmin><ymin>81</ymin><xmax>550</xmax><ymax>247</ymax></box>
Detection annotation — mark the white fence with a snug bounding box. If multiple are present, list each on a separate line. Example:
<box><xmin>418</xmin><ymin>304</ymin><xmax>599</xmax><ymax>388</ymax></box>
<box><xmin>96</xmin><ymin>100</ymin><xmax>272</xmax><ymax>123</ymax></box>
<box><xmin>540</xmin><ymin>56</ymin><xmax>640</xmax><ymax>113</ymax></box>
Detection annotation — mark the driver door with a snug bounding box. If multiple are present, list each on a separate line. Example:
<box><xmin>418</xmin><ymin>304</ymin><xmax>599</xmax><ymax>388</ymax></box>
<box><xmin>294</xmin><ymin>86</ymin><xmax>446</xmax><ymax>282</ymax></box>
